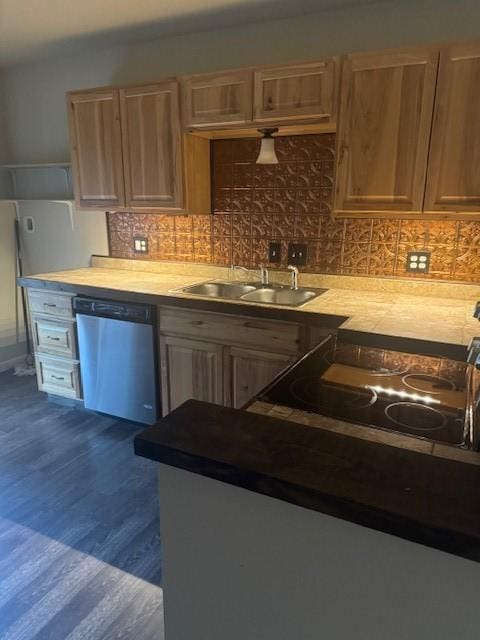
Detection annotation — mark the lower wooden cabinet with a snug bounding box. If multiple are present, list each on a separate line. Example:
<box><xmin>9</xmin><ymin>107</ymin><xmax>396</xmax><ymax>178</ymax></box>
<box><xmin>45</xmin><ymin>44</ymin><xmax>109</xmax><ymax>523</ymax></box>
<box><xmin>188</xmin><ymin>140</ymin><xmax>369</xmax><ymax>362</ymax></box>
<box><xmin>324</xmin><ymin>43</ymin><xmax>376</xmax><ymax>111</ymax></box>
<box><xmin>160</xmin><ymin>335</ymin><xmax>224</xmax><ymax>415</ymax></box>
<box><xmin>158</xmin><ymin>306</ymin><xmax>302</xmax><ymax>415</ymax></box>
<box><xmin>27</xmin><ymin>289</ymin><xmax>81</xmax><ymax>400</ymax></box>
<box><xmin>226</xmin><ymin>347</ymin><xmax>292</xmax><ymax>410</ymax></box>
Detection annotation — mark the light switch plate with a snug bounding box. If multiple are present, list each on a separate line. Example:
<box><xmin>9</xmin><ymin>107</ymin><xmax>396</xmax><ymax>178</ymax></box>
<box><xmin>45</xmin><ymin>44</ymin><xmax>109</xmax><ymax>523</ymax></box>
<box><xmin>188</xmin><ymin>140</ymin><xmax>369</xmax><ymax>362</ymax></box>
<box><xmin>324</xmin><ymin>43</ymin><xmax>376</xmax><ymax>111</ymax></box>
<box><xmin>133</xmin><ymin>236</ymin><xmax>148</xmax><ymax>254</ymax></box>
<box><xmin>268</xmin><ymin>242</ymin><xmax>281</xmax><ymax>263</ymax></box>
<box><xmin>406</xmin><ymin>251</ymin><xmax>430</xmax><ymax>273</ymax></box>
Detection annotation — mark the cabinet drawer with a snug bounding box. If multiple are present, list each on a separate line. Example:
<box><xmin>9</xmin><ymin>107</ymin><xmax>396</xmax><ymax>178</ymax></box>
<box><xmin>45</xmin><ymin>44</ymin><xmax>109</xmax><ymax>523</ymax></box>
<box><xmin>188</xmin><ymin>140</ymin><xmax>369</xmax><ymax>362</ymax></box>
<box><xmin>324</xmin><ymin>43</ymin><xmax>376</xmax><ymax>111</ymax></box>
<box><xmin>28</xmin><ymin>290</ymin><xmax>74</xmax><ymax>319</ymax></box>
<box><xmin>32</xmin><ymin>315</ymin><xmax>77</xmax><ymax>358</ymax></box>
<box><xmin>159</xmin><ymin>307</ymin><xmax>301</xmax><ymax>355</ymax></box>
<box><xmin>35</xmin><ymin>355</ymin><xmax>82</xmax><ymax>399</ymax></box>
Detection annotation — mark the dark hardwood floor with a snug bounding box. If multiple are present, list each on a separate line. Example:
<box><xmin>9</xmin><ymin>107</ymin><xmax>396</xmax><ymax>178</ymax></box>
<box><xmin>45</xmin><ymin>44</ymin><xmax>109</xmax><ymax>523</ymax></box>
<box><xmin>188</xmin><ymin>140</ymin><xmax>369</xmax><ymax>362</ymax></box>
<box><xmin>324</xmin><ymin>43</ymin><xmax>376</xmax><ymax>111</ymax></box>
<box><xmin>0</xmin><ymin>370</ymin><xmax>164</xmax><ymax>639</ymax></box>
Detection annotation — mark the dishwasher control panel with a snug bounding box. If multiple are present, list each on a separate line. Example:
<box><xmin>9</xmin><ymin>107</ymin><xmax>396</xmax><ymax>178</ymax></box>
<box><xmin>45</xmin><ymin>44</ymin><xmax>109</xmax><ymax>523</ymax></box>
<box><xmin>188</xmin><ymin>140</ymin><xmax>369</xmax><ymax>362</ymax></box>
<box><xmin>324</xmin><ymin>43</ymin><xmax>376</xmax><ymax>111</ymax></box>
<box><xmin>73</xmin><ymin>297</ymin><xmax>154</xmax><ymax>324</ymax></box>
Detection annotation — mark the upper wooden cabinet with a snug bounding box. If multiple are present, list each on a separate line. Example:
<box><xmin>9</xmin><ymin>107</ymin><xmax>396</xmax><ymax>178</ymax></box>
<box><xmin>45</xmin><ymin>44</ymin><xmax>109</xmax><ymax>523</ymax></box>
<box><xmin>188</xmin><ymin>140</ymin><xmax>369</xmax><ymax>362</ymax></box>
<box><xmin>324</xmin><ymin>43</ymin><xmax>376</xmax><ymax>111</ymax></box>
<box><xmin>67</xmin><ymin>82</ymin><xmax>210</xmax><ymax>212</ymax></box>
<box><xmin>424</xmin><ymin>43</ymin><xmax>480</xmax><ymax>213</ymax></box>
<box><xmin>182</xmin><ymin>70</ymin><xmax>253</xmax><ymax>128</ymax></box>
<box><xmin>334</xmin><ymin>47</ymin><xmax>438</xmax><ymax>216</ymax></box>
<box><xmin>120</xmin><ymin>82</ymin><xmax>183</xmax><ymax>209</ymax></box>
<box><xmin>67</xmin><ymin>90</ymin><xmax>125</xmax><ymax>209</ymax></box>
<box><xmin>253</xmin><ymin>60</ymin><xmax>337</xmax><ymax>124</ymax></box>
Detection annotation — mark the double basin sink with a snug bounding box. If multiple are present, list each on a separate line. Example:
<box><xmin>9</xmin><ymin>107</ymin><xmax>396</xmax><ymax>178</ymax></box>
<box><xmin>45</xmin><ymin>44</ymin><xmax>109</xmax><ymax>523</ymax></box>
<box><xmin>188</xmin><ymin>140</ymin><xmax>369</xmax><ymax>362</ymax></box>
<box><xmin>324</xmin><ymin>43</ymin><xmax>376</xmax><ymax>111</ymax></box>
<box><xmin>180</xmin><ymin>280</ymin><xmax>327</xmax><ymax>307</ymax></box>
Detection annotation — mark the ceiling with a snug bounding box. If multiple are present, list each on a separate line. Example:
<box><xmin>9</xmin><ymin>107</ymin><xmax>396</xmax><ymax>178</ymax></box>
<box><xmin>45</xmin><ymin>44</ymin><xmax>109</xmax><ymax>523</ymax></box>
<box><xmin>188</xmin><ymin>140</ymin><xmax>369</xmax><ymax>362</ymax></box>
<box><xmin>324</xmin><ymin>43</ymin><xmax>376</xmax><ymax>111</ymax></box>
<box><xmin>0</xmin><ymin>0</ymin><xmax>385</xmax><ymax>67</ymax></box>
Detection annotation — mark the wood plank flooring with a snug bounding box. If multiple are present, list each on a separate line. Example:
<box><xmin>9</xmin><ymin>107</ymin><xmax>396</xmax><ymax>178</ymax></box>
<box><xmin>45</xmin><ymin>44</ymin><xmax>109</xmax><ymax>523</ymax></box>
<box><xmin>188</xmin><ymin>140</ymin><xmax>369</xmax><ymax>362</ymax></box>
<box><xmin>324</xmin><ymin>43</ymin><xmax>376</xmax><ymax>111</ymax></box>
<box><xmin>0</xmin><ymin>370</ymin><xmax>164</xmax><ymax>639</ymax></box>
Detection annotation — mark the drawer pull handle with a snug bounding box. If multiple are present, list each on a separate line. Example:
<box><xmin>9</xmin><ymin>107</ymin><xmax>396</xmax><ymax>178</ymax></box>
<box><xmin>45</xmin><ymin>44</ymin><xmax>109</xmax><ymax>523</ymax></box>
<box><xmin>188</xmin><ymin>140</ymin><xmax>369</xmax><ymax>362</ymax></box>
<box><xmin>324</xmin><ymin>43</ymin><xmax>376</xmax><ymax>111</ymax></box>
<box><xmin>51</xmin><ymin>375</ymin><xmax>65</xmax><ymax>381</ymax></box>
<box><xmin>44</xmin><ymin>303</ymin><xmax>57</xmax><ymax>308</ymax></box>
<box><xmin>46</xmin><ymin>336</ymin><xmax>61</xmax><ymax>341</ymax></box>
<box><xmin>191</xmin><ymin>320</ymin><xmax>204</xmax><ymax>326</ymax></box>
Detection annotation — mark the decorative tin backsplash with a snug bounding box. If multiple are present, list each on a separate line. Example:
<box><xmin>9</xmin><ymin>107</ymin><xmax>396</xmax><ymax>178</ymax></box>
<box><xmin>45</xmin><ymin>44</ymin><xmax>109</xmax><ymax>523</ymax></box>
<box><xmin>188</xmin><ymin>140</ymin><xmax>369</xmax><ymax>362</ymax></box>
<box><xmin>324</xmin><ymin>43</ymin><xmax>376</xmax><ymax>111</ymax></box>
<box><xmin>107</xmin><ymin>133</ymin><xmax>480</xmax><ymax>283</ymax></box>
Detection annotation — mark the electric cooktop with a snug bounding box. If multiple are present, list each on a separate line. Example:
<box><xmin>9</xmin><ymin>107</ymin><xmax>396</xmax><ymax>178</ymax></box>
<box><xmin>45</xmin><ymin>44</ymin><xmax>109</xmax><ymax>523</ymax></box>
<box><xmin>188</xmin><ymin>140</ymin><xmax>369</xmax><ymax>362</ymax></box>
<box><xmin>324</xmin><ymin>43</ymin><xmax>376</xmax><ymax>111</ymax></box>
<box><xmin>258</xmin><ymin>335</ymin><xmax>471</xmax><ymax>447</ymax></box>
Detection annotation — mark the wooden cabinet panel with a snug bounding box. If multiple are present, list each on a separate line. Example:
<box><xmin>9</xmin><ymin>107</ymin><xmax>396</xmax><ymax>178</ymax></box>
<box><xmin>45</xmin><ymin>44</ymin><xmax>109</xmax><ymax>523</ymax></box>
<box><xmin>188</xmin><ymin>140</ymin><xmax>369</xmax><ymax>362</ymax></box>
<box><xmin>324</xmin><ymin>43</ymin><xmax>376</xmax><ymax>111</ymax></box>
<box><xmin>120</xmin><ymin>82</ymin><xmax>184</xmax><ymax>209</ymax></box>
<box><xmin>226</xmin><ymin>347</ymin><xmax>292</xmax><ymax>409</ymax></box>
<box><xmin>159</xmin><ymin>306</ymin><xmax>301</xmax><ymax>355</ymax></box>
<box><xmin>67</xmin><ymin>90</ymin><xmax>125</xmax><ymax>208</ymax></box>
<box><xmin>32</xmin><ymin>315</ymin><xmax>76</xmax><ymax>358</ymax></box>
<box><xmin>35</xmin><ymin>354</ymin><xmax>82</xmax><ymax>399</ymax></box>
<box><xmin>160</xmin><ymin>336</ymin><xmax>224</xmax><ymax>415</ymax></box>
<box><xmin>334</xmin><ymin>47</ymin><xmax>438</xmax><ymax>216</ymax></box>
<box><xmin>253</xmin><ymin>60</ymin><xmax>337</xmax><ymax>124</ymax></box>
<box><xmin>182</xmin><ymin>70</ymin><xmax>253</xmax><ymax>128</ymax></box>
<box><xmin>425</xmin><ymin>43</ymin><xmax>480</xmax><ymax>213</ymax></box>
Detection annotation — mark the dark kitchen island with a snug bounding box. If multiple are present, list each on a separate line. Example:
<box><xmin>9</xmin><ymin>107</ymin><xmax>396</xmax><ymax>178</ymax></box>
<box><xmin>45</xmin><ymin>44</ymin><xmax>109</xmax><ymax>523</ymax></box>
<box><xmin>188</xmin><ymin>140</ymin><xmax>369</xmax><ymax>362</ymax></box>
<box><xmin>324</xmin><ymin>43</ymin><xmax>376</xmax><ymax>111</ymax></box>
<box><xmin>136</xmin><ymin>397</ymin><xmax>480</xmax><ymax>640</ymax></box>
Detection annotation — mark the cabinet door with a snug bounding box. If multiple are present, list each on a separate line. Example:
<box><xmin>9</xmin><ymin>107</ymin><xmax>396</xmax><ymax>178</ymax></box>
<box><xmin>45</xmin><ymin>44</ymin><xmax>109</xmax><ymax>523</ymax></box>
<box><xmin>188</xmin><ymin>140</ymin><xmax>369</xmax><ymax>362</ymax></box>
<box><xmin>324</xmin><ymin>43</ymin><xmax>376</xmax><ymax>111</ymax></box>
<box><xmin>253</xmin><ymin>60</ymin><xmax>337</xmax><ymax>123</ymax></box>
<box><xmin>160</xmin><ymin>336</ymin><xmax>224</xmax><ymax>416</ymax></box>
<box><xmin>182</xmin><ymin>70</ymin><xmax>253</xmax><ymax>128</ymax></box>
<box><xmin>120</xmin><ymin>82</ymin><xmax>184</xmax><ymax>209</ymax></box>
<box><xmin>67</xmin><ymin>90</ymin><xmax>125</xmax><ymax>209</ymax></box>
<box><xmin>226</xmin><ymin>347</ymin><xmax>292</xmax><ymax>410</ymax></box>
<box><xmin>334</xmin><ymin>47</ymin><xmax>438</xmax><ymax>216</ymax></box>
<box><xmin>424</xmin><ymin>43</ymin><xmax>480</xmax><ymax>213</ymax></box>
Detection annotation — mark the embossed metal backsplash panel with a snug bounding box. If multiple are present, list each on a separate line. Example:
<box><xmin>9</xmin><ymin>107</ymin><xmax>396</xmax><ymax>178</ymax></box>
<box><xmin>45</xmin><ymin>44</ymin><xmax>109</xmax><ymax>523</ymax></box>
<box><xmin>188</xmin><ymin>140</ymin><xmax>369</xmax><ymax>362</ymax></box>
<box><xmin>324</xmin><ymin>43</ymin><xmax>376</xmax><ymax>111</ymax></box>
<box><xmin>107</xmin><ymin>133</ymin><xmax>480</xmax><ymax>282</ymax></box>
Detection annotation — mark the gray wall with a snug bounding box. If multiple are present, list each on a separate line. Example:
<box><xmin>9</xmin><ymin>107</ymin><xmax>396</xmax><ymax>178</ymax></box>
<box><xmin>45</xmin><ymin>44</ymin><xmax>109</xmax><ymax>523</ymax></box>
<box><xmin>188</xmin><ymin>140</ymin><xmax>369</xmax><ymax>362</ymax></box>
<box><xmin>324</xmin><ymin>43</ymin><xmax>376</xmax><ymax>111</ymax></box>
<box><xmin>1</xmin><ymin>0</ymin><xmax>480</xmax><ymax>163</ymax></box>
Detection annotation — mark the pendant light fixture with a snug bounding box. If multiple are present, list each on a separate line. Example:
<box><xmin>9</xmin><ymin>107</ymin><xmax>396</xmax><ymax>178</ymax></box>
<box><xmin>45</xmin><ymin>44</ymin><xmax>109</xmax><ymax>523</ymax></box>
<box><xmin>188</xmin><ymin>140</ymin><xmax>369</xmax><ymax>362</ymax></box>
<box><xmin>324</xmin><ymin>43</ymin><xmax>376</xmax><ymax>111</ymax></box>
<box><xmin>256</xmin><ymin>127</ymin><xmax>279</xmax><ymax>165</ymax></box>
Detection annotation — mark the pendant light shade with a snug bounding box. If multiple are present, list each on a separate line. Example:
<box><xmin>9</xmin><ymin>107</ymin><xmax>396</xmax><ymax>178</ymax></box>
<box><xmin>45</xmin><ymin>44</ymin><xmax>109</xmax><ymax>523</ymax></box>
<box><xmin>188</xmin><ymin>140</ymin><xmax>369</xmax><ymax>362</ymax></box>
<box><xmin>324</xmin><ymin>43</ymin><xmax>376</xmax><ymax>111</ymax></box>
<box><xmin>256</xmin><ymin>128</ymin><xmax>279</xmax><ymax>164</ymax></box>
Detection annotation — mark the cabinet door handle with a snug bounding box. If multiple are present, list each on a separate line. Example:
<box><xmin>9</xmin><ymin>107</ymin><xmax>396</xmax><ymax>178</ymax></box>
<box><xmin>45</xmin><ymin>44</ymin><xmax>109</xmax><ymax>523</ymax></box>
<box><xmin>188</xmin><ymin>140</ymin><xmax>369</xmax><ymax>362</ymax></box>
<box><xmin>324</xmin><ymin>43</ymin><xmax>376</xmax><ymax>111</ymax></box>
<box><xmin>44</xmin><ymin>303</ymin><xmax>57</xmax><ymax>308</ymax></box>
<box><xmin>191</xmin><ymin>320</ymin><xmax>204</xmax><ymax>326</ymax></box>
<box><xmin>46</xmin><ymin>336</ymin><xmax>61</xmax><ymax>341</ymax></box>
<box><xmin>51</xmin><ymin>375</ymin><xmax>65</xmax><ymax>381</ymax></box>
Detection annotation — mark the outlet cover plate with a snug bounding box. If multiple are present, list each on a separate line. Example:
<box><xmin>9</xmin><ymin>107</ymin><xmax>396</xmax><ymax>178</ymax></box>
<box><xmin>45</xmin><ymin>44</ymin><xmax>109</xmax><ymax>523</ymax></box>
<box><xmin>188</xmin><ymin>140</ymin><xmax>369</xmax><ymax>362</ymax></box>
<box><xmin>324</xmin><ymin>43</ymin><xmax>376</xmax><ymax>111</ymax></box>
<box><xmin>406</xmin><ymin>251</ymin><xmax>430</xmax><ymax>273</ymax></box>
<box><xmin>133</xmin><ymin>236</ymin><xmax>148</xmax><ymax>254</ymax></box>
<box><xmin>288</xmin><ymin>243</ymin><xmax>307</xmax><ymax>266</ymax></box>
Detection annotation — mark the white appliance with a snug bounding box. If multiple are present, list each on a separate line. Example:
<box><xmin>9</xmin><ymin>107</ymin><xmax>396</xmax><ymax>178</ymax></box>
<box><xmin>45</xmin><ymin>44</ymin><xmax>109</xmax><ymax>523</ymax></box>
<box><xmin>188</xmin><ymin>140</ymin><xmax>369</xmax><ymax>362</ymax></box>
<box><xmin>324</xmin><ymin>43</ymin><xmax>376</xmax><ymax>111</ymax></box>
<box><xmin>17</xmin><ymin>200</ymin><xmax>108</xmax><ymax>274</ymax></box>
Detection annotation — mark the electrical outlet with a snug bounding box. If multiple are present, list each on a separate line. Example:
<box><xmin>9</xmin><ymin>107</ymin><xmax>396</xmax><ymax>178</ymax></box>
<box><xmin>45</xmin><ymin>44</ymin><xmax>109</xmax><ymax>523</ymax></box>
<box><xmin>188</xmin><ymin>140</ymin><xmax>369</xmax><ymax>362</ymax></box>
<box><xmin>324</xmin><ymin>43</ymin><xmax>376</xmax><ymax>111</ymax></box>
<box><xmin>268</xmin><ymin>242</ymin><xmax>281</xmax><ymax>263</ymax></box>
<box><xmin>406</xmin><ymin>251</ymin><xmax>430</xmax><ymax>273</ymax></box>
<box><xmin>287</xmin><ymin>243</ymin><xmax>307</xmax><ymax>266</ymax></box>
<box><xmin>133</xmin><ymin>236</ymin><xmax>148</xmax><ymax>254</ymax></box>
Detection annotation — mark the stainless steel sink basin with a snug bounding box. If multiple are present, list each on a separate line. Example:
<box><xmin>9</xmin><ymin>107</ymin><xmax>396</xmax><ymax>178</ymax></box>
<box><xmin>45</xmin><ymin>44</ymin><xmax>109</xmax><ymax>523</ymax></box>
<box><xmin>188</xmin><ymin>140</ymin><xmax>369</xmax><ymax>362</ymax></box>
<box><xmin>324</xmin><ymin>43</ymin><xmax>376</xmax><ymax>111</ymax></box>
<box><xmin>241</xmin><ymin>287</ymin><xmax>319</xmax><ymax>307</ymax></box>
<box><xmin>181</xmin><ymin>281</ymin><xmax>257</xmax><ymax>299</ymax></box>
<box><xmin>180</xmin><ymin>280</ymin><xmax>327</xmax><ymax>307</ymax></box>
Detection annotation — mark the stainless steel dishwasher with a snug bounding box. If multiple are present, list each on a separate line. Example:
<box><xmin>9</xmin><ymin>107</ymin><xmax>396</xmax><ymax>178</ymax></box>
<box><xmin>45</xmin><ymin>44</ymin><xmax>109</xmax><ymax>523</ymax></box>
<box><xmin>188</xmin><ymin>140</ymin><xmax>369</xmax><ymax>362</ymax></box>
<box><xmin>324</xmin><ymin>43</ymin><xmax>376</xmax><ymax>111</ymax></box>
<box><xmin>73</xmin><ymin>297</ymin><xmax>158</xmax><ymax>424</ymax></box>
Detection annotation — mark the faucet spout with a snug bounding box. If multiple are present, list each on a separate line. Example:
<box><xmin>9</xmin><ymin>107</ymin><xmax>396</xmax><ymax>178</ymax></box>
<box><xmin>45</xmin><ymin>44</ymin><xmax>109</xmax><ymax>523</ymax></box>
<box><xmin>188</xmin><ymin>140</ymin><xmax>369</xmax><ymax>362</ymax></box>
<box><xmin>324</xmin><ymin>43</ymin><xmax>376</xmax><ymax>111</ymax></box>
<box><xmin>259</xmin><ymin>265</ymin><xmax>269</xmax><ymax>286</ymax></box>
<box><xmin>287</xmin><ymin>265</ymin><xmax>299</xmax><ymax>290</ymax></box>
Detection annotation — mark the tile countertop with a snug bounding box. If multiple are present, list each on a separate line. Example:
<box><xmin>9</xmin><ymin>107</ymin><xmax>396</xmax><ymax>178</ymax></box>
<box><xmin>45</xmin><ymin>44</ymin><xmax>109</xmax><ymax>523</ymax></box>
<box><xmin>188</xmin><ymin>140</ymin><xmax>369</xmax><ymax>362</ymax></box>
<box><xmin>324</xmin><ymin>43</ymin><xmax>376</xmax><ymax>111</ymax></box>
<box><xmin>18</xmin><ymin>256</ymin><xmax>480</xmax><ymax>349</ymax></box>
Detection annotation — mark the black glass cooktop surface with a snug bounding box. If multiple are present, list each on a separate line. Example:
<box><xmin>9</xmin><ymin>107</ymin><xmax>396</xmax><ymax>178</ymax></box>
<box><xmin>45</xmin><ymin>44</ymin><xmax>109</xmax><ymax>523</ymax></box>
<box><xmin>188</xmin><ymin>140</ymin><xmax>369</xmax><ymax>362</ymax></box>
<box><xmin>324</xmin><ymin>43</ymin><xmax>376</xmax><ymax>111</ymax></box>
<box><xmin>259</xmin><ymin>336</ymin><xmax>469</xmax><ymax>447</ymax></box>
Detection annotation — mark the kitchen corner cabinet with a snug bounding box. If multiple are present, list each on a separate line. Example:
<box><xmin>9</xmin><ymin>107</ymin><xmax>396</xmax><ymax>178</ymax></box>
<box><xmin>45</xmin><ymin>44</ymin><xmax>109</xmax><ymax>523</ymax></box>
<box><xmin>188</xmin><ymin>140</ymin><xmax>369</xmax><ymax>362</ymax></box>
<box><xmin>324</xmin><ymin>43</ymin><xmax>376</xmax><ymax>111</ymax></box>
<box><xmin>158</xmin><ymin>305</ymin><xmax>302</xmax><ymax>415</ymax></box>
<box><xmin>67</xmin><ymin>90</ymin><xmax>125</xmax><ymax>209</ymax></box>
<box><xmin>424</xmin><ymin>43</ymin><xmax>480</xmax><ymax>213</ymax></box>
<box><xmin>182</xmin><ymin>70</ymin><xmax>253</xmax><ymax>128</ymax></box>
<box><xmin>334</xmin><ymin>47</ymin><xmax>438</xmax><ymax>217</ymax></box>
<box><xmin>67</xmin><ymin>83</ymin><xmax>210</xmax><ymax>213</ymax></box>
<box><xmin>253</xmin><ymin>60</ymin><xmax>337</xmax><ymax>124</ymax></box>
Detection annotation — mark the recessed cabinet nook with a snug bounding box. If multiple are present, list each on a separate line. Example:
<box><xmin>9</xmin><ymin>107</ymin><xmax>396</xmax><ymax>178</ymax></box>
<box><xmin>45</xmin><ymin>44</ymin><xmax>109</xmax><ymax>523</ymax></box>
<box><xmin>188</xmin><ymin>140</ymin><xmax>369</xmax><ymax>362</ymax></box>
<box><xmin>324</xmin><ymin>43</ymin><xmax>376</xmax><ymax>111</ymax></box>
<box><xmin>67</xmin><ymin>39</ymin><xmax>480</xmax><ymax>219</ymax></box>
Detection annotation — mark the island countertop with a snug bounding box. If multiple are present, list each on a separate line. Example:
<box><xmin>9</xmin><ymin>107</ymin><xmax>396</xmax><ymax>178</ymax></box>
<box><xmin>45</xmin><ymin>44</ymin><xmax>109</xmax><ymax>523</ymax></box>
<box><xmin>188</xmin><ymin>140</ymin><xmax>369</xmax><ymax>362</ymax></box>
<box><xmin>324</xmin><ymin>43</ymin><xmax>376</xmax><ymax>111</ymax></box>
<box><xmin>135</xmin><ymin>399</ymin><xmax>480</xmax><ymax>564</ymax></box>
<box><xmin>18</xmin><ymin>256</ymin><xmax>480</xmax><ymax>349</ymax></box>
